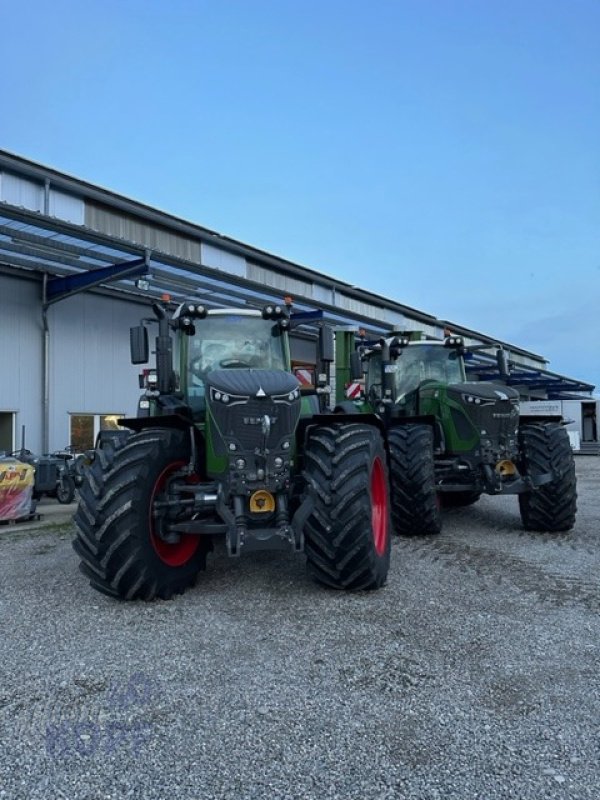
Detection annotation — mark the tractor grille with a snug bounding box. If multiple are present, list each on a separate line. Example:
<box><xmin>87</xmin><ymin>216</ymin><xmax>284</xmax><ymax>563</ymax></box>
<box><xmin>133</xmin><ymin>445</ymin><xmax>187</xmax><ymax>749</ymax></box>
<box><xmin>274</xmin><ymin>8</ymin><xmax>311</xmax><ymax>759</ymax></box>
<box><xmin>445</xmin><ymin>383</ymin><xmax>520</xmax><ymax>462</ymax></box>
<box><xmin>206</xmin><ymin>368</ymin><xmax>302</xmax><ymax>457</ymax></box>
<box><xmin>464</xmin><ymin>400</ymin><xmax>519</xmax><ymax>438</ymax></box>
<box><xmin>210</xmin><ymin>397</ymin><xmax>300</xmax><ymax>452</ymax></box>
<box><xmin>35</xmin><ymin>459</ymin><xmax>58</xmax><ymax>492</ymax></box>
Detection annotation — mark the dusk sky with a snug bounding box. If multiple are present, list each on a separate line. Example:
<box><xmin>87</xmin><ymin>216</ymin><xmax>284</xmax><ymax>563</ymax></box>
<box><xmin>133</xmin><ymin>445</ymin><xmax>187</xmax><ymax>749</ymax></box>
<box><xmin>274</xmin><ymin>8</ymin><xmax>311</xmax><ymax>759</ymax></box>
<box><xmin>3</xmin><ymin>0</ymin><xmax>599</xmax><ymax>390</ymax></box>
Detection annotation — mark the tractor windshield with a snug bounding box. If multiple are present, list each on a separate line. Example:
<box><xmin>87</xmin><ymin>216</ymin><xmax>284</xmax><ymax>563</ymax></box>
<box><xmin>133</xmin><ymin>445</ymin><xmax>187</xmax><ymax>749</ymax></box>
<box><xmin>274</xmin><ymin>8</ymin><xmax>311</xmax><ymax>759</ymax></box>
<box><xmin>395</xmin><ymin>344</ymin><xmax>465</xmax><ymax>398</ymax></box>
<box><xmin>184</xmin><ymin>314</ymin><xmax>287</xmax><ymax>412</ymax></box>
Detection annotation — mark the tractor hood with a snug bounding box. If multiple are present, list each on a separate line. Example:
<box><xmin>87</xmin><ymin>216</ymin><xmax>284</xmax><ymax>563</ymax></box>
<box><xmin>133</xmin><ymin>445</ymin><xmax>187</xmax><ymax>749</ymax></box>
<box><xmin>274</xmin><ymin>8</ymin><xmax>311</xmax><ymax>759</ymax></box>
<box><xmin>445</xmin><ymin>382</ymin><xmax>520</xmax><ymax>404</ymax></box>
<box><xmin>206</xmin><ymin>369</ymin><xmax>300</xmax><ymax>399</ymax></box>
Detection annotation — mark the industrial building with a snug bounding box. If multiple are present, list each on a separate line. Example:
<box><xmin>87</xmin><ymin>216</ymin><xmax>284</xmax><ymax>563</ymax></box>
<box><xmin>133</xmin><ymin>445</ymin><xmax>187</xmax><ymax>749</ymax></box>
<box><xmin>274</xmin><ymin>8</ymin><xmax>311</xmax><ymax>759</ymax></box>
<box><xmin>0</xmin><ymin>149</ymin><xmax>597</xmax><ymax>456</ymax></box>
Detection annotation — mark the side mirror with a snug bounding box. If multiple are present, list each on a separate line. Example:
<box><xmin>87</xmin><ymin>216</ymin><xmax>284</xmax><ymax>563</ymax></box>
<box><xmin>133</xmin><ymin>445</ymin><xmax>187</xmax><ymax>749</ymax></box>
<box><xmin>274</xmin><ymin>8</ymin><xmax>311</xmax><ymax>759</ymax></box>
<box><xmin>350</xmin><ymin>351</ymin><xmax>364</xmax><ymax>380</ymax></box>
<box><xmin>496</xmin><ymin>348</ymin><xmax>509</xmax><ymax>379</ymax></box>
<box><xmin>130</xmin><ymin>325</ymin><xmax>149</xmax><ymax>364</ymax></box>
<box><xmin>319</xmin><ymin>326</ymin><xmax>334</xmax><ymax>363</ymax></box>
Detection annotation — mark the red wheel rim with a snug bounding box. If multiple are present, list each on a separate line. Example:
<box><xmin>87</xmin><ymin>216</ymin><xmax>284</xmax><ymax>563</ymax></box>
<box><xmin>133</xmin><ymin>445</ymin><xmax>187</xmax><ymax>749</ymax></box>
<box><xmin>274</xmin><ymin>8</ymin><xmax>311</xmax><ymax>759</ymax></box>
<box><xmin>149</xmin><ymin>461</ymin><xmax>200</xmax><ymax>567</ymax></box>
<box><xmin>370</xmin><ymin>456</ymin><xmax>389</xmax><ymax>556</ymax></box>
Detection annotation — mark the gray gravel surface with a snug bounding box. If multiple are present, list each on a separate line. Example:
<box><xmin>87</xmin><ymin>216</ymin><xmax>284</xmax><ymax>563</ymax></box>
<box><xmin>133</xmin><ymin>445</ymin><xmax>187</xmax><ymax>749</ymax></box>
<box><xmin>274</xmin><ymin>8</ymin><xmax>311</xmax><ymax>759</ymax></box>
<box><xmin>1</xmin><ymin>458</ymin><xmax>599</xmax><ymax>800</ymax></box>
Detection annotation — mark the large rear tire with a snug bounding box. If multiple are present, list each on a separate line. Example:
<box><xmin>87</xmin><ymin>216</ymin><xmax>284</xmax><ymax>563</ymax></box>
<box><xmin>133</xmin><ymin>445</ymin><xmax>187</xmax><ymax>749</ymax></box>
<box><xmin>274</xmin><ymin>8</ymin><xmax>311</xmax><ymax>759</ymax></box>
<box><xmin>388</xmin><ymin>424</ymin><xmax>441</xmax><ymax>536</ymax></box>
<box><xmin>303</xmin><ymin>423</ymin><xmax>391</xmax><ymax>591</ymax></box>
<box><xmin>73</xmin><ymin>428</ymin><xmax>208</xmax><ymax>600</ymax></box>
<box><xmin>518</xmin><ymin>423</ymin><xmax>577</xmax><ymax>532</ymax></box>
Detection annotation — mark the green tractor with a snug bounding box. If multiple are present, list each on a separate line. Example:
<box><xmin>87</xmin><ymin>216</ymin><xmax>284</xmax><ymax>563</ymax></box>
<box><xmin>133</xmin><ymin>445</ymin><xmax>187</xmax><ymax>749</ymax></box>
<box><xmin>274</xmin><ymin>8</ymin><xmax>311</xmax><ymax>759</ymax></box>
<box><xmin>336</xmin><ymin>330</ymin><xmax>576</xmax><ymax>536</ymax></box>
<box><xmin>73</xmin><ymin>300</ymin><xmax>391</xmax><ymax>600</ymax></box>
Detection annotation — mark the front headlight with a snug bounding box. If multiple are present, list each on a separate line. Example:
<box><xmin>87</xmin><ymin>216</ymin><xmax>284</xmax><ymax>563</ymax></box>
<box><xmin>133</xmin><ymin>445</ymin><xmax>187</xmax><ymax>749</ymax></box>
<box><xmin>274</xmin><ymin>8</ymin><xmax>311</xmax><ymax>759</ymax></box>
<box><xmin>209</xmin><ymin>387</ymin><xmax>248</xmax><ymax>406</ymax></box>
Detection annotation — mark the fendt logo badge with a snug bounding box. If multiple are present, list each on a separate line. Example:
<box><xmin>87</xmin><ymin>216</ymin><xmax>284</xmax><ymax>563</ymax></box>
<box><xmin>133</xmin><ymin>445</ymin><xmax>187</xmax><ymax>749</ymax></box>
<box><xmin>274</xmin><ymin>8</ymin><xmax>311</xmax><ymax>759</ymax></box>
<box><xmin>243</xmin><ymin>414</ymin><xmax>277</xmax><ymax>427</ymax></box>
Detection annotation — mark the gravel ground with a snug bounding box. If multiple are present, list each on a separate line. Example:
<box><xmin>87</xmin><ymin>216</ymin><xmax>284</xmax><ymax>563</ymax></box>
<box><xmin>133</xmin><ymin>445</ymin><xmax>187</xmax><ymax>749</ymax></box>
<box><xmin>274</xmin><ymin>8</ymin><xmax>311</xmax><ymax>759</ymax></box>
<box><xmin>1</xmin><ymin>458</ymin><xmax>599</xmax><ymax>800</ymax></box>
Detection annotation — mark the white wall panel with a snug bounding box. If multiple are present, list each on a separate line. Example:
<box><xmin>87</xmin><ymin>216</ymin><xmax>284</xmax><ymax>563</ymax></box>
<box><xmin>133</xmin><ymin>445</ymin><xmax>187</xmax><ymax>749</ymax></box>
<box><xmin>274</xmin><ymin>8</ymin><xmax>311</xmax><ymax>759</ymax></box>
<box><xmin>0</xmin><ymin>273</ymin><xmax>43</xmax><ymax>449</ymax></box>
<box><xmin>0</xmin><ymin>172</ymin><xmax>43</xmax><ymax>212</ymax></box>
<box><xmin>201</xmin><ymin>243</ymin><xmax>246</xmax><ymax>277</ymax></box>
<box><xmin>47</xmin><ymin>293</ymin><xmax>148</xmax><ymax>450</ymax></box>
<box><xmin>49</xmin><ymin>189</ymin><xmax>84</xmax><ymax>225</ymax></box>
<box><xmin>312</xmin><ymin>284</ymin><xmax>333</xmax><ymax>305</ymax></box>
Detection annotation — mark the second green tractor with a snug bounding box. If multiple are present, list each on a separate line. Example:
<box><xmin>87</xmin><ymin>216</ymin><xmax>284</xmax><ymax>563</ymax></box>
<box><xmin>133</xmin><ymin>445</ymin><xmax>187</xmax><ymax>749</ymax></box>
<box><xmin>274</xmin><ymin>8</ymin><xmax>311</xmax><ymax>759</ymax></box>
<box><xmin>335</xmin><ymin>330</ymin><xmax>576</xmax><ymax>537</ymax></box>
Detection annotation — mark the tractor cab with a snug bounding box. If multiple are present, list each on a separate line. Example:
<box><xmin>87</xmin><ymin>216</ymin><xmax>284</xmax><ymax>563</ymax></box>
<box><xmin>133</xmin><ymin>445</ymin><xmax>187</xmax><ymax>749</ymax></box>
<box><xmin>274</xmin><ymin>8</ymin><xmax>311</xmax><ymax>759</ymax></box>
<box><xmin>177</xmin><ymin>309</ymin><xmax>290</xmax><ymax>419</ymax></box>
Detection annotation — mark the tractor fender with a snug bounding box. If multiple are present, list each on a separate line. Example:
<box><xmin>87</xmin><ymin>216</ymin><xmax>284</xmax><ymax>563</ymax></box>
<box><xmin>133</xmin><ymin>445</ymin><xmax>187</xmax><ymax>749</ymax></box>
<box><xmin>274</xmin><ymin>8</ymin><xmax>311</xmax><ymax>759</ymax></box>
<box><xmin>518</xmin><ymin>415</ymin><xmax>565</xmax><ymax>426</ymax></box>
<box><xmin>297</xmin><ymin>412</ymin><xmax>386</xmax><ymax>444</ymax></box>
<box><xmin>388</xmin><ymin>414</ymin><xmax>436</xmax><ymax>429</ymax></box>
<box><xmin>118</xmin><ymin>413</ymin><xmax>195</xmax><ymax>433</ymax></box>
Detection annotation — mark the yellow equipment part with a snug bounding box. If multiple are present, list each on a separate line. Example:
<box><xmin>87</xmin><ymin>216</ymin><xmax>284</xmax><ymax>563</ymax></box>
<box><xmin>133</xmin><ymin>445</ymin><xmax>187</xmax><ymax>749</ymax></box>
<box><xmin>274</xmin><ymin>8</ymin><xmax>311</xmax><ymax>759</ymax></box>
<box><xmin>495</xmin><ymin>460</ymin><xmax>517</xmax><ymax>477</ymax></box>
<box><xmin>249</xmin><ymin>490</ymin><xmax>275</xmax><ymax>513</ymax></box>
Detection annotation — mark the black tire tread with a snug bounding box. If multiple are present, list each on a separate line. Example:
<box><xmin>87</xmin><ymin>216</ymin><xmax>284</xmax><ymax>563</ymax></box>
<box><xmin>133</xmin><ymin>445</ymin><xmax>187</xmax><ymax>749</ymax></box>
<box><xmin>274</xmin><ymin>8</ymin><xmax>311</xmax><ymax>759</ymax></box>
<box><xmin>388</xmin><ymin>424</ymin><xmax>441</xmax><ymax>536</ymax></box>
<box><xmin>303</xmin><ymin>423</ymin><xmax>391</xmax><ymax>591</ymax></box>
<box><xmin>518</xmin><ymin>423</ymin><xmax>577</xmax><ymax>532</ymax></box>
<box><xmin>73</xmin><ymin>427</ymin><xmax>207</xmax><ymax>600</ymax></box>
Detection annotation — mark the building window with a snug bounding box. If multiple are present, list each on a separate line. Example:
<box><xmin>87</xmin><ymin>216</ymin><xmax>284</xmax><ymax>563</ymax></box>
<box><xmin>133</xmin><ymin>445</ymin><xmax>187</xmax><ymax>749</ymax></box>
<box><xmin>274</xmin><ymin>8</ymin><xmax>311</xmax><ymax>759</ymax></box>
<box><xmin>70</xmin><ymin>413</ymin><xmax>124</xmax><ymax>451</ymax></box>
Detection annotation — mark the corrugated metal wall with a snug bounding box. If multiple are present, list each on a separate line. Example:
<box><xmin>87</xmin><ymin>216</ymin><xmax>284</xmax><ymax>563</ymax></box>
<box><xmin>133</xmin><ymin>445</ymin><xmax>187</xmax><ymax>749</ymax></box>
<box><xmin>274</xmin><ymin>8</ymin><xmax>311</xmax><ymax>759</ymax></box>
<box><xmin>85</xmin><ymin>201</ymin><xmax>200</xmax><ymax>262</ymax></box>
<box><xmin>0</xmin><ymin>172</ymin><xmax>43</xmax><ymax>212</ymax></box>
<box><xmin>47</xmin><ymin>292</ymin><xmax>147</xmax><ymax>450</ymax></box>
<box><xmin>0</xmin><ymin>274</ymin><xmax>43</xmax><ymax>450</ymax></box>
<box><xmin>0</xmin><ymin>273</ymin><xmax>149</xmax><ymax>452</ymax></box>
<box><xmin>0</xmin><ymin>171</ymin><xmax>84</xmax><ymax>224</ymax></box>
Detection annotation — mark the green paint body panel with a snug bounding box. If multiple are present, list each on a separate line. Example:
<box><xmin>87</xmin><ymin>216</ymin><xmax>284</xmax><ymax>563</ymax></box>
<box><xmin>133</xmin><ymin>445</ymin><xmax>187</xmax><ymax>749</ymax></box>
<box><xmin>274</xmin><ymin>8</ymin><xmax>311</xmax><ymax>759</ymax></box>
<box><xmin>300</xmin><ymin>394</ymin><xmax>317</xmax><ymax>417</ymax></box>
<box><xmin>417</xmin><ymin>385</ymin><xmax>480</xmax><ymax>453</ymax></box>
<box><xmin>204</xmin><ymin>409</ymin><xmax>228</xmax><ymax>476</ymax></box>
<box><xmin>334</xmin><ymin>330</ymin><xmax>356</xmax><ymax>404</ymax></box>
<box><xmin>353</xmin><ymin>400</ymin><xmax>371</xmax><ymax>414</ymax></box>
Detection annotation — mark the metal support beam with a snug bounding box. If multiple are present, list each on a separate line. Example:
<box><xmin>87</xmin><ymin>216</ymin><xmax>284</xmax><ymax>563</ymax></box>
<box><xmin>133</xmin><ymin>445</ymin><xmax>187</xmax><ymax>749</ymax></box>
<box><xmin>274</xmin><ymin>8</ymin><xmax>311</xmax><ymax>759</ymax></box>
<box><xmin>290</xmin><ymin>310</ymin><xmax>324</xmax><ymax>321</ymax></box>
<box><xmin>44</xmin><ymin>253</ymin><xmax>150</xmax><ymax>306</ymax></box>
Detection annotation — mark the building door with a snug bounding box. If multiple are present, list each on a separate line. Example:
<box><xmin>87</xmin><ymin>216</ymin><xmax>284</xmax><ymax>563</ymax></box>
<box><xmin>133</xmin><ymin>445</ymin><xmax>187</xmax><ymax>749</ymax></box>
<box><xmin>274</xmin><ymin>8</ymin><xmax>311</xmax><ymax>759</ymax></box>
<box><xmin>582</xmin><ymin>402</ymin><xmax>598</xmax><ymax>443</ymax></box>
<box><xmin>0</xmin><ymin>412</ymin><xmax>15</xmax><ymax>454</ymax></box>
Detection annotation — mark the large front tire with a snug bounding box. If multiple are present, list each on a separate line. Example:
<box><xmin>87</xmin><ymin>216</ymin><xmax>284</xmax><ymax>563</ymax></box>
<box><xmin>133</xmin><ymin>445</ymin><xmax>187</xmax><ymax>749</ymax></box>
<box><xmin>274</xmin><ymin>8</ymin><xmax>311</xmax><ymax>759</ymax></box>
<box><xmin>303</xmin><ymin>423</ymin><xmax>391</xmax><ymax>591</ymax></box>
<box><xmin>518</xmin><ymin>423</ymin><xmax>577</xmax><ymax>532</ymax></box>
<box><xmin>73</xmin><ymin>428</ymin><xmax>208</xmax><ymax>600</ymax></box>
<box><xmin>388</xmin><ymin>424</ymin><xmax>441</xmax><ymax>536</ymax></box>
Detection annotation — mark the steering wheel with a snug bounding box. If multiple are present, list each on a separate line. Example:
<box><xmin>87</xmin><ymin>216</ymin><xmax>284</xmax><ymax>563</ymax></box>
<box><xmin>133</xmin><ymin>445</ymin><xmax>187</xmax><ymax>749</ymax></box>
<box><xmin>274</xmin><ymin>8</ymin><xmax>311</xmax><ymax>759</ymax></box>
<box><xmin>219</xmin><ymin>359</ymin><xmax>252</xmax><ymax>368</ymax></box>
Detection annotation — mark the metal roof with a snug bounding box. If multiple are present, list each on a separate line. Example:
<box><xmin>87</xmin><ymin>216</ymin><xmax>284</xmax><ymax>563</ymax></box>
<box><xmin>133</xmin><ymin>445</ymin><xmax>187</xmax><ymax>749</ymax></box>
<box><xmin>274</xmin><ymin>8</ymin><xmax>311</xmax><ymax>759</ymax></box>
<box><xmin>0</xmin><ymin>148</ymin><xmax>594</xmax><ymax>397</ymax></box>
<box><xmin>464</xmin><ymin>351</ymin><xmax>594</xmax><ymax>397</ymax></box>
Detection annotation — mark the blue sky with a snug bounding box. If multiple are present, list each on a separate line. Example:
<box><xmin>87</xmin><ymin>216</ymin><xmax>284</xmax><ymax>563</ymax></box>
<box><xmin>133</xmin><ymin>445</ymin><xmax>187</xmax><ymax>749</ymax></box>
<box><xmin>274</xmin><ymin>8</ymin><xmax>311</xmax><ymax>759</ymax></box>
<box><xmin>3</xmin><ymin>0</ymin><xmax>599</xmax><ymax>390</ymax></box>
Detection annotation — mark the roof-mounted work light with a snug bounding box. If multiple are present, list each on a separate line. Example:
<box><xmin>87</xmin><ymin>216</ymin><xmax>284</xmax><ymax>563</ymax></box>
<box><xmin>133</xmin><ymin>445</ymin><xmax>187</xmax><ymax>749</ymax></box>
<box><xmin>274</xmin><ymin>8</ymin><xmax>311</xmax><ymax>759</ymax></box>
<box><xmin>262</xmin><ymin>304</ymin><xmax>287</xmax><ymax>320</ymax></box>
